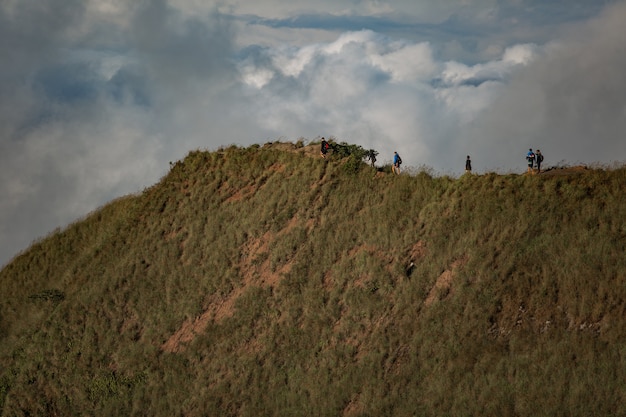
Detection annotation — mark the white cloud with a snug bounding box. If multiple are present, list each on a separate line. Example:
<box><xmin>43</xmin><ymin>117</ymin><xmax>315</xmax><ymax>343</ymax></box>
<box><xmin>441</xmin><ymin>43</ymin><xmax>537</xmax><ymax>86</ymax></box>
<box><xmin>1</xmin><ymin>0</ymin><xmax>624</xmax><ymax>267</ymax></box>
<box><xmin>466</xmin><ymin>1</ymin><xmax>626</xmax><ymax>170</ymax></box>
<box><xmin>236</xmin><ymin>29</ymin><xmax>534</xmax><ymax>166</ymax></box>
<box><xmin>272</xmin><ymin>44</ymin><xmax>318</xmax><ymax>78</ymax></box>
<box><xmin>0</xmin><ymin>99</ymin><xmax>165</xmax><ymax>262</ymax></box>
<box><xmin>370</xmin><ymin>40</ymin><xmax>437</xmax><ymax>82</ymax></box>
<box><xmin>502</xmin><ymin>43</ymin><xmax>536</xmax><ymax>65</ymax></box>
<box><xmin>239</xmin><ymin>64</ymin><xmax>274</xmax><ymax>89</ymax></box>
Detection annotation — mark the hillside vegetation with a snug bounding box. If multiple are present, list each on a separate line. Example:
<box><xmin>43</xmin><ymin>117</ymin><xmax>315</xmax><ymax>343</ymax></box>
<box><xmin>2</xmin><ymin>141</ymin><xmax>626</xmax><ymax>416</ymax></box>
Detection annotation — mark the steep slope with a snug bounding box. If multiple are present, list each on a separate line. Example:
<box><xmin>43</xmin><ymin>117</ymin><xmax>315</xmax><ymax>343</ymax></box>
<box><xmin>2</xmin><ymin>142</ymin><xmax>626</xmax><ymax>416</ymax></box>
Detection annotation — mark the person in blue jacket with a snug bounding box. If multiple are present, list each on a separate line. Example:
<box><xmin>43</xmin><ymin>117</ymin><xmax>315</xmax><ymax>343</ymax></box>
<box><xmin>393</xmin><ymin>152</ymin><xmax>402</xmax><ymax>175</ymax></box>
<box><xmin>526</xmin><ymin>148</ymin><xmax>535</xmax><ymax>173</ymax></box>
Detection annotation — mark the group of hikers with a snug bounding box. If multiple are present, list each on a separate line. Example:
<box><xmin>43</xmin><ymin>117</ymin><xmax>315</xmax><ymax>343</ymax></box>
<box><xmin>466</xmin><ymin>149</ymin><xmax>544</xmax><ymax>174</ymax></box>
<box><xmin>525</xmin><ymin>148</ymin><xmax>544</xmax><ymax>173</ymax></box>
<box><xmin>320</xmin><ymin>137</ymin><xmax>404</xmax><ymax>174</ymax></box>
<box><xmin>320</xmin><ymin>137</ymin><xmax>544</xmax><ymax>175</ymax></box>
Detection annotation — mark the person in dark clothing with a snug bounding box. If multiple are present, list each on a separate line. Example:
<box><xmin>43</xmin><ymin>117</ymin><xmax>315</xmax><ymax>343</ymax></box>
<box><xmin>465</xmin><ymin>155</ymin><xmax>472</xmax><ymax>173</ymax></box>
<box><xmin>366</xmin><ymin>149</ymin><xmax>378</xmax><ymax>167</ymax></box>
<box><xmin>320</xmin><ymin>138</ymin><xmax>329</xmax><ymax>158</ymax></box>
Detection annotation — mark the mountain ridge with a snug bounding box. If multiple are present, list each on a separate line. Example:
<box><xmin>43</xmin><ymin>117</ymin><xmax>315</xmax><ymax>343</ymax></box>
<box><xmin>1</xmin><ymin>141</ymin><xmax>626</xmax><ymax>416</ymax></box>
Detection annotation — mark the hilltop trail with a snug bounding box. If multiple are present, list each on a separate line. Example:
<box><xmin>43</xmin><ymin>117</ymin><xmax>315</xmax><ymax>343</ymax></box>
<box><xmin>282</xmin><ymin>142</ymin><xmax>591</xmax><ymax>178</ymax></box>
<box><xmin>267</xmin><ymin>141</ymin><xmax>589</xmax><ymax>178</ymax></box>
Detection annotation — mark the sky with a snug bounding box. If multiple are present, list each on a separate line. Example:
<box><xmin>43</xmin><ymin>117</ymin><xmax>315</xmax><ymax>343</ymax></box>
<box><xmin>1</xmin><ymin>0</ymin><xmax>626</xmax><ymax>266</ymax></box>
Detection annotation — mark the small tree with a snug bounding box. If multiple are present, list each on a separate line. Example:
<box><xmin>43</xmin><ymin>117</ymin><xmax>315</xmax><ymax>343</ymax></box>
<box><xmin>329</xmin><ymin>142</ymin><xmax>368</xmax><ymax>160</ymax></box>
<box><xmin>326</xmin><ymin>140</ymin><xmax>378</xmax><ymax>174</ymax></box>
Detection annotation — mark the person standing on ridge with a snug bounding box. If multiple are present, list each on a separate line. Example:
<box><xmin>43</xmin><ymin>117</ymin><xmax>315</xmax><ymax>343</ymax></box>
<box><xmin>526</xmin><ymin>148</ymin><xmax>535</xmax><ymax>173</ymax></box>
<box><xmin>465</xmin><ymin>155</ymin><xmax>472</xmax><ymax>173</ymax></box>
<box><xmin>366</xmin><ymin>149</ymin><xmax>378</xmax><ymax>167</ymax></box>
<box><xmin>392</xmin><ymin>151</ymin><xmax>402</xmax><ymax>175</ymax></box>
<box><xmin>320</xmin><ymin>137</ymin><xmax>329</xmax><ymax>158</ymax></box>
<box><xmin>535</xmin><ymin>149</ymin><xmax>544</xmax><ymax>173</ymax></box>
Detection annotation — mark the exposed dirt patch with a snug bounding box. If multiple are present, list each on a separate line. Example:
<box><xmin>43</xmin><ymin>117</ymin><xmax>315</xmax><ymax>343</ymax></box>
<box><xmin>163</xmin><ymin>226</ymin><xmax>185</xmax><ymax>242</ymax></box>
<box><xmin>347</xmin><ymin>244</ymin><xmax>379</xmax><ymax>258</ymax></box>
<box><xmin>162</xmin><ymin>216</ymin><xmax>302</xmax><ymax>353</ymax></box>
<box><xmin>424</xmin><ymin>270</ymin><xmax>454</xmax><ymax>307</ymax></box>
<box><xmin>239</xmin><ymin>230</ymin><xmax>294</xmax><ymax>289</ymax></box>
<box><xmin>343</xmin><ymin>394</ymin><xmax>365</xmax><ymax>417</ymax></box>
<box><xmin>407</xmin><ymin>240</ymin><xmax>427</xmax><ymax>264</ymax></box>
<box><xmin>224</xmin><ymin>184</ymin><xmax>256</xmax><ymax>203</ymax></box>
<box><xmin>322</xmin><ymin>270</ymin><xmax>334</xmax><ymax>292</ymax></box>
<box><xmin>161</xmin><ymin>312</ymin><xmax>209</xmax><ymax>353</ymax></box>
<box><xmin>424</xmin><ymin>256</ymin><xmax>468</xmax><ymax>307</ymax></box>
<box><xmin>268</xmin><ymin>162</ymin><xmax>286</xmax><ymax>172</ymax></box>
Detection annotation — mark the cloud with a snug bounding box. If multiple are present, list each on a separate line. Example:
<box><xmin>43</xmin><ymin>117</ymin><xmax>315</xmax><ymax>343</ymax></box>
<box><xmin>236</xmin><ymin>29</ymin><xmax>531</xmax><ymax>166</ymax></box>
<box><xmin>439</xmin><ymin>44</ymin><xmax>537</xmax><ymax>87</ymax></box>
<box><xmin>467</xmin><ymin>1</ymin><xmax>626</xmax><ymax>170</ymax></box>
<box><xmin>1</xmin><ymin>0</ymin><xmax>623</xmax><ymax>266</ymax></box>
<box><xmin>213</xmin><ymin>0</ymin><xmax>500</xmax><ymax>23</ymax></box>
<box><xmin>0</xmin><ymin>0</ymin><xmax>241</xmax><ymax>265</ymax></box>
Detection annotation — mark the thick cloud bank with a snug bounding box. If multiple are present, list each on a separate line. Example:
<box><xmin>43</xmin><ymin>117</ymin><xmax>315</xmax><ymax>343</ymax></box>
<box><xmin>1</xmin><ymin>0</ymin><xmax>625</xmax><ymax>265</ymax></box>
<box><xmin>468</xmin><ymin>3</ymin><xmax>626</xmax><ymax>168</ymax></box>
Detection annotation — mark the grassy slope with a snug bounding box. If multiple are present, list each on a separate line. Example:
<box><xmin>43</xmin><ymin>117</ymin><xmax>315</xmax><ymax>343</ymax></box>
<box><xmin>2</xmin><ymin>142</ymin><xmax>626</xmax><ymax>416</ymax></box>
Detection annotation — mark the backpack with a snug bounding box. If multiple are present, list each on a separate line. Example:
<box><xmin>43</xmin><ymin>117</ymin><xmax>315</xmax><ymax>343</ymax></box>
<box><xmin>537</xmin><ymin>153</ymin><xmax>544</xmax><ymax>162</ymax></box>
<box><xmin>397</xmin><ymin>156</ymin><xmax>402</xmax><ymax>165</ymax></box>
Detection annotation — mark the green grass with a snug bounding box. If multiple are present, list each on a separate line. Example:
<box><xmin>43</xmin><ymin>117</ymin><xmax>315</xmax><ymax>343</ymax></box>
<box><xmin>2</xmin><ymin>142</ymin><xmax>626</xmax><ymax>416</ymax></box>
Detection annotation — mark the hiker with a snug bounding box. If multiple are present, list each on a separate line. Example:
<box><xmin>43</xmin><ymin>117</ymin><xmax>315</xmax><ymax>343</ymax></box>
<box><xmin>367</xmin><ymin>149</ymin><xmax>378</xmax><ymax>167</ymax></box>
<box><xmin>465</xmin><ymin>155</ymin><xmax>472</xmax><ymax>173</ymax></box>
<box><xmin>526</xmin><ymin>148</ymin><xmax>535</xmax><ymax>173</ymax></box>
<box><xmin>535</xmin><ymin>149</ymin><xmax>544</xmax><ymax>173</ymax></box>
<box><xmin>320</xmin><ymin>138</ymin><xmax>329</xmax><ymax>158</ymax></box>
<box><xmin>392</xmin><ymin>152</ymin><xmax>402</xmax><ymax>175</ymax></box>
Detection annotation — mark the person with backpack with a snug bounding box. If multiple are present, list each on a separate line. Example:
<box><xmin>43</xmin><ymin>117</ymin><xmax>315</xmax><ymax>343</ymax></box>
<box><xmin>320</xmin><ymin>138</ymin><xmax>329</xmax><ymax>158</ymax></box>
<box><xmin>393</xmin><ymin>152</ymin><xmax>402</xmax><ymax>175</ymax></box>
<box><xmin>465</xmin><ymin>155</ymin><xmax>472</xmax><ymax>173</ymax></box>
<box><xmin>526</xmin><ymin>148</ymin><xmax>535</xmax><ymax>173</ymax></box>
<box><xmin>535</xmin><ymin>149</ymin><xmax>544</xmax><ymax>173</ymax></box>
